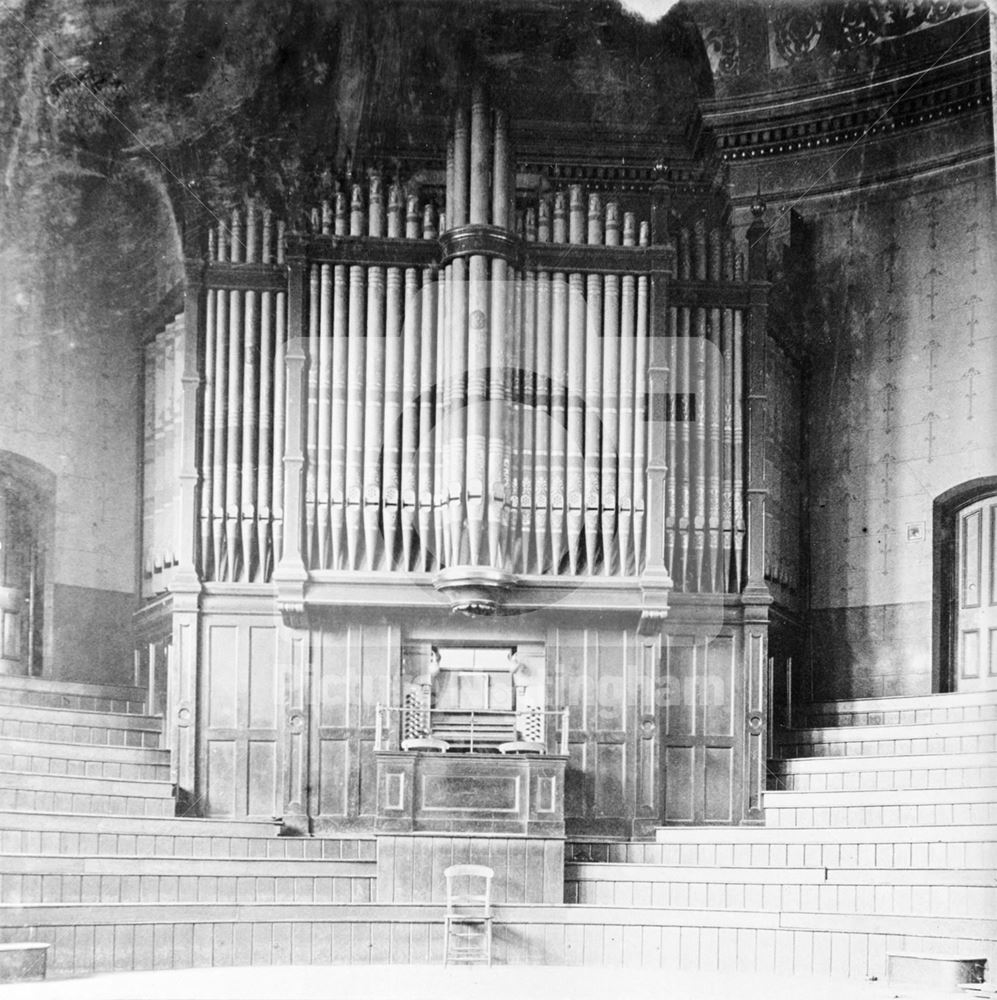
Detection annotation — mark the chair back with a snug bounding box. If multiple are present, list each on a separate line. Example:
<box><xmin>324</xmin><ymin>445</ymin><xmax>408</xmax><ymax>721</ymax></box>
<box><xmin>444</xmin><ymin>863</ymin><xmax>493</xmax><ymax>917</ymax></box>
<box><xmin>497</xmin><ymin>740</ymin><xmax>546</xmax><ymax>754</ymax></box>
<box><xmin>400</xmin><ymin>736</ymin><xmax>450</xmax><ymax>752</ymax></box>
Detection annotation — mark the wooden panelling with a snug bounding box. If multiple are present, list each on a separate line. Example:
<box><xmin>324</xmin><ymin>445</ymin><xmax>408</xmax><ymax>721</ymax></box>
<box><xmin>200</xmin><ymin>617</ymin><xmax>280</xmax><ymax>820</ymax></box>
<box><xmin>5</xmin><ymin>903</ymin><xmax>993</xmax><ymax>979</ymax></box>
<box><xmin>373</xmin><ymin>751</ymin><xmax>565</xmax><ymax>836</ymax></box>
<box><xmin>375</xmin><ymin>834</ymin><xmax>563</xmax><ymax>903</ymax></box>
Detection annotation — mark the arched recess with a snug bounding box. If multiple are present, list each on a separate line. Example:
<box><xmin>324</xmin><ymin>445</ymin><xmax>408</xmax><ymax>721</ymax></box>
<box><xmin>933</xmin><ymin>476</ymin><xmax>997</xmax><ymax>693</ymax></box>
<box><xmin>0</xmin><ymin>452</ymin><xmax>55</xmax><ymax>677</ymax></box>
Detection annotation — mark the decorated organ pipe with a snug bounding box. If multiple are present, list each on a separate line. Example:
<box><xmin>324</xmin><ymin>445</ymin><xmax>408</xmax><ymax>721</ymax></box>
<box><xmin>171</xmin><ymin>89</ymin><xmax>762</xmax><ymax>600</ymax></box>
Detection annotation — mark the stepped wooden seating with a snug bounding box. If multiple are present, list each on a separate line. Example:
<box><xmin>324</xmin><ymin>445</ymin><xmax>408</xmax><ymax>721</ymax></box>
<box><xmin>0</xmin><ymin>675</ymin><xmax>992</xmax><ymax>986</ymax></box>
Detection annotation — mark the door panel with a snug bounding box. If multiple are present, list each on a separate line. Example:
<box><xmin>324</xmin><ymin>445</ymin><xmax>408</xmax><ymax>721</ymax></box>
<box><xmin>956</xmin><ymin>498</ymin><xmax>997</xmax><ymax>691</ymax></box>
<box><xmin>660</xmin><ymin>632</ymin><xmax>740</xmax><ymax>824</ymax></box>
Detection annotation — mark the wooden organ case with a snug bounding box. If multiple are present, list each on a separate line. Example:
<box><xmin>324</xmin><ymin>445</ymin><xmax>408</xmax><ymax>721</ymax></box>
<box><xmin>139</xmin><ymin>74</ymin><xmax>776</xmax><ymax>839</ymax></box>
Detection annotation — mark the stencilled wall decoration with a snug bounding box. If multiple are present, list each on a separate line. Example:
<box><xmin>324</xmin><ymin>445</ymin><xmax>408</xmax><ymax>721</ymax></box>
<box><xmin>806</xmin><ymin>165</ymin><xmax>997</xmax><ymax>696</ymax></box>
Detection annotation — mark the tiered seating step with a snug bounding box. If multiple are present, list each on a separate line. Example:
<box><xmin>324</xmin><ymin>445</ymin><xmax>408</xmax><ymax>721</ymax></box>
<box><xmin>762</xmin><ymin>786</ymin><xmax>997</xmax><ymax>827</ymax></box>
<box><xmin>778</xmin><ymin>718</ymin><xmax>997</xmax><ymax>758</ymax></box>
<box><xmin>565</xmin><ymin>862</ymin><xmax>996</xmax><ymax>916</ymax></box>
<box><xmin>0</xmin><ymin>736</ymin><xmax>170</xmax><ymax>781</ymax></box>
<box><xmin>0</xmin><ymin>675</ymin><xmax>148</xmax><ymax>714</ymax></box>
<box><xmin>0</xmin><ymin>704</ymin><xmax>162</xmax><ymax>748</ymax></box>
<box><xmin>801</xmin><ymin>691</ymin><xmax>997</xmax><ymax>729</ymax></box>
<box><xmin>0</xmin><ymin>771</ymin><xmax>175</xmax><ymax>818</ymax></box>
<box><xmin>770</xmin><ymin>751</ymin><xmax>996</xmax><ymax>792</ymax></box>
<box><xmin>572</xmin><ymin>827</ymin><xmax>996</xmax><ymax>870</ymax></box>
<box><xmin>0</xmin><ymin>811</ymin><xmax>370</xmax><ymax>859</ymax></box>
<box><xmin>0</xmin><ymin>855</ymin><xmax>375</xmax><ymax>905</ymax></box>
<box><xmin>2</xmin><ymin>901</ymin><xmax>994</xmax><ymax>979</ymax></box>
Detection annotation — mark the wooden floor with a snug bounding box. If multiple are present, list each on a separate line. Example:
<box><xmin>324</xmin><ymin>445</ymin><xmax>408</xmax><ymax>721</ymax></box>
<box><xmin>0</xmin><ymin>963</ymin><xmax>972</xmax><ymax>1000</ymax></box>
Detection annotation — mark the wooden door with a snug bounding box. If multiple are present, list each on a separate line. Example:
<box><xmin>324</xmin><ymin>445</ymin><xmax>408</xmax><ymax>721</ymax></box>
<box><xmin>200</xmin><ymin>619</ymin><xmax>281</xmax><ymax>818</ymax></box>
<box><xmin>659</xmin><ymin>631</ymin><xmax>740</xmax><ymax>824</ymax></box>
<box><xmin>0</xmin><ymin>487</ymin><xmax>33</xmax><ymax>676</ymax></box>
<box><xmin>955</xmin><ymin>497</ymin><xmax>997</xmax><ymax>690</ymax></box>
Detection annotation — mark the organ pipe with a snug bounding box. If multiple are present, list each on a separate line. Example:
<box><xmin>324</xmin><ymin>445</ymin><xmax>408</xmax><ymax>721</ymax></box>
<box><xmin>419</xmin><ymin>206</ymin><xmax>438</xmax><ymax>571</ymax></box>
<box><xmin>633</xmin><ymin>221</ymin><xmax>649</xmax><ymax>575</ymax></box>
<box><xmin>363</xmin><ymin>171</ymin><xmax>387</xmax><ymax>571</ymax></box>
<box><xmin>330</xmin><ymin>192</ymin><xmax>349</xmax><ymax>571</ymax></box>
<box><xmin>257</xmin><ymin>208</ymin><xmax>274</xmax><ymax>579</ymax></box>
<box><xmin>549</xmin><ymin>191</ymin><xmax>569</xmax><ymax>574</ymax></box>
<box><xmin>617</xmin><ymin>213</ymin><xmax>636</xmax><ymax>576</ymax></box>
<box><xmin>225</xmin><ymin>208</ymin><xmax>243</xmax><ymax>581</ymax></box>
<box><xmin>533</xmin><ymin>197</ymin><xmax>552</xmax><ymax>573</ymax></box>
<box><xmin>583</xmin><ymin>194</ymin><xmax>603</xmax><ymax>574</ymax></box>
<box><xmin>400</xmin><ymin>195</ymin><xmax>422</xmax><ymax>572</ymax></box>
<box><xmin>566</xmin><ymin>185</ymin><xmax>585</xmax><ymax>574</ymax></box>
<box><xmin>346</xmin><ymin>184</ymin><xmax>366</xmax><ymax>571</ymax></box>
<box><xmin>383</xmin><ymin>182</ymin><xmax>404</xmax><ymax>571</ymax></box>
<box><xmin>600</xmin><ymin>202</ymin><xmax>620</xmax><ymax>576</ymax></box>
<box><xmin>272</xmin><ymin>221</ymin><xmax>287</xmax><ymax>566</ymax></box>
<box><xmin>315</xmin><ymin>201</ymin><xmax>333</xmax><ymax>570</ymax></box>
<box><xmin>185</xmin><ymin>93</ymin><xmax>761</xmax><ymax>598</ymax></box>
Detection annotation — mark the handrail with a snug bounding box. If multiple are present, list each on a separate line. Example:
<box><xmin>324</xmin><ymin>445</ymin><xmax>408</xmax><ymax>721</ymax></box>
<box><xmin>374</xmin><ymin>703</ymin><xmax>570</xmax><ymax>755</ymax></box>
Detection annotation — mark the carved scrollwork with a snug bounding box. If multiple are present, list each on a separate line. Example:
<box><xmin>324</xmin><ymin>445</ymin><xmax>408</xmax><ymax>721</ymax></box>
<box><xmin>837</xmin><ymin>2</ymin><xmax>884</xmax><ymax>48</ymax></box>
<box><xmin>771</xmin><ymin>8</ymin><xmax>822</xmax><ymax>66</ymax></box>
<box><xmin>701</xmin><ymin>10</ymin><xmax>739</xmax><ymax>80</ymax></box>
<box><xmin>279</xmin><ymin>601</ymin><xmax>309</xmax><ymax>630</ymax></box>
<box><xmin>880</xmin><ymin>0</ymin><xmax>930</xmax><ymax>36</ymax></box>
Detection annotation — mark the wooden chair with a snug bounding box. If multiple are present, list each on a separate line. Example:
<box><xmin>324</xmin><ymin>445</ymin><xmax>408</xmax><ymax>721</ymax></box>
<box><xmin>443</xmin><ymin>864</ymin><xmax>493</xmax><ymax>965</ymax></box>
<box><xmin>400</xmin><ymin>736</ymin><xmax>450</xmax><ymax>752</ymax></box>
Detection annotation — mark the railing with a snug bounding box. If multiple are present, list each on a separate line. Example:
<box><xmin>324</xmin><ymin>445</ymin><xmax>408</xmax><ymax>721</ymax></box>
<box><xmin>374</xmin><ymin>704</ymin><xmax>570</xmax><ymax>756</ymax></box>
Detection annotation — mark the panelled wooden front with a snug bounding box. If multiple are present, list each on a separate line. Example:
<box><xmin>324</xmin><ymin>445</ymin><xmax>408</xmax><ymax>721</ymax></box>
<box><xmin>310</xmin><ymin>622</ymin><xmax>399</xmax><ymax>830</ymax></box>
<box><xmin>660</xmin><ymin>630</ymin><xmax>741</xmax><ymax>825</ymax></box>
<box><xmin>200</xmin><ymin>617</ymin><xmax>280</xmax><ymax>819</ymax></box>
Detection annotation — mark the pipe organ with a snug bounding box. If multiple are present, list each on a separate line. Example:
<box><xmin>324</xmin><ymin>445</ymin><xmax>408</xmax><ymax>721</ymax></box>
<box><xmin>140</xmin><ymin>92</ymin><xmax>762</xmax><ymax>599</ymax></box>
<box><xmin>141</xmin><ymin>81</ymin><xmax>777</xmax><ymax>835</ymax></box>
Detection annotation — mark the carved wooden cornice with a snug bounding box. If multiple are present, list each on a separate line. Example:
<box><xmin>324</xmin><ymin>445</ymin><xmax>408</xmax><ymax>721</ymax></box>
<box><xmin>700</xmin><ymin>13</ymin><xmax>990</xmax><ymax>163</ymax></box>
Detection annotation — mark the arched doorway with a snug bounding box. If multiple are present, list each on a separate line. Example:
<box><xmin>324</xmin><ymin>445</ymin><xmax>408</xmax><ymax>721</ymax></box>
<box><xmin>934</xmin><ymin>478</ymin><xmax>997</xmax><ymax>692</ymax></box>
<box><xmin>0</xmin><ymin>459</ymin><xmax>50</xmax><ymax>676</ymax></box>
